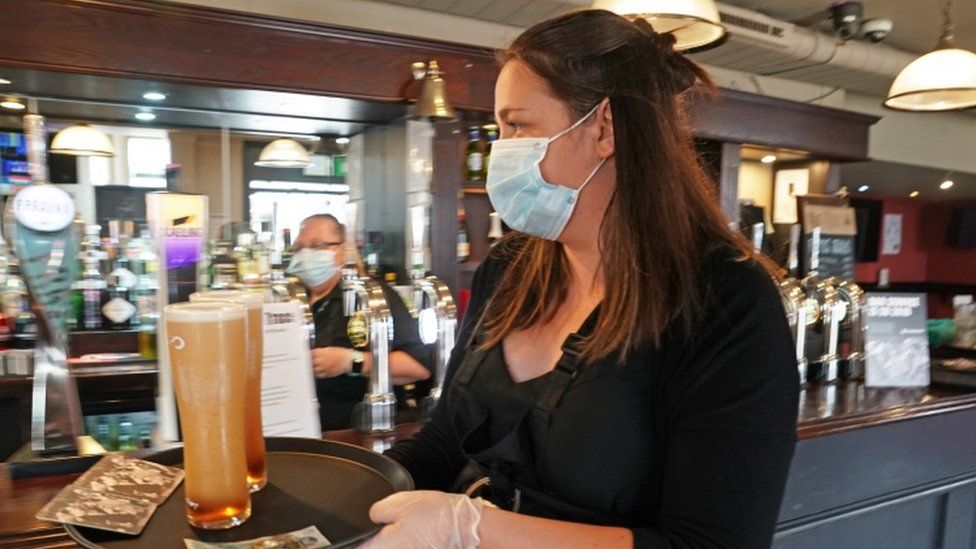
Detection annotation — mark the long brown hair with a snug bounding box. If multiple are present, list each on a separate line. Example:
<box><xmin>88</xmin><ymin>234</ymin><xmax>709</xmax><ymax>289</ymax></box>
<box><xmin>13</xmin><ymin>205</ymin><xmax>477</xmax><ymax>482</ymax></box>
<box><xmin>480</xmin><ymin>9</ymin><xmax>770</xmax><ymax>363</ymax></box>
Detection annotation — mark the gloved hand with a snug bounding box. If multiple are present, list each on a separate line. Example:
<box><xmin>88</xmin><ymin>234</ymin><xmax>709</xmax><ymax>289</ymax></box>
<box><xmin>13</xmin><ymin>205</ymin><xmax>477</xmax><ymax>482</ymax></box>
<box><xmin>360</xmin><ymin>490</ymin><xmax>491</xmax><ymax>549</ymax></box>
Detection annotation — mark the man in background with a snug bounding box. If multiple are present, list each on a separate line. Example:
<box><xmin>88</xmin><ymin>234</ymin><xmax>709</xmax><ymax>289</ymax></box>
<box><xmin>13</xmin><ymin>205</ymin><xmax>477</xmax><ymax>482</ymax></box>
<box><xmin>287</xmin><ymin>214</ymin><xmax>431</xmax><ymax>430</ymax></box>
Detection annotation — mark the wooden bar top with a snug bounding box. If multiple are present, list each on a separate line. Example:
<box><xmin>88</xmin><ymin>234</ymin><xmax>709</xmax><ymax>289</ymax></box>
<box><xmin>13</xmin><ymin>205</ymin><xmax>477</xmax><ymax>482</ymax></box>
<box><xmin>2</xmin><ymin>385</ymin><xmax>974</xmax><ymax>546</ymax></box>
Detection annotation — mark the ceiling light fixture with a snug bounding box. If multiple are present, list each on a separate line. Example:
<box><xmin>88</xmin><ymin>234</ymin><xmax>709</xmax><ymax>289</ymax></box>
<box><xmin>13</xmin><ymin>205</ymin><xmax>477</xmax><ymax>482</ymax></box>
<box><xmin>335</xmin><ymin>137</ymin><xmax>350</xmax><ymax>145</ymax></box>
<box><xmin>858</xmin><ymin>185</ymin><xmax>870</xmax><ymax>192</ymax></box>
<box><xmin>909</xmin><ymin>190</ymin><xmax>920</xmax><ymax>198</ymax></box>
<box><xmin>0</xmin><ymin>78</ymin><xmax>11</xmax><ymax>85</ymax></box>
<box><xmin>591</xmin><ymin>0</ymin><xmax>726</xmax><ymax>51</ymax></box>
<box><xmin>885</xmin><ymin>0</ymin><xmax>976</xmax><ymax>111</ymax></box>
<box><xmin>50</xmin><ymin>125</ymin><xmax>116</xmax><ymax>157</ymax></box>
<box><xmin>135</xmin><ymin>112</ymin><xmax>156</xmax><ymax>121</ymax></box>
<box><xmin>760</xmin><ymin>154</ymin><xmax>777</xmax><ymax>164</ymax></box>
<box><xmin>408</xmin><ymin>60</ymin><xmax>457</xmax><ymax>121</ymax></box>
<box><xmin>940</xmin><ymin>179</ymin><xmax>954</xmax><ymax>190</ymax></box>
<box><xmin>142</xmin><ymin>91</ymin><xmax>167</xmax><ymax>101</ymax></box>
<box><xmin>1</xmin><ymin>98</ymin><xmax>25</xmax><ymax>110</ymax></box>
<box><xmin>255</xmin><ymin>138</ymin><xmax>310</xmax><ymax>168</ymax></box>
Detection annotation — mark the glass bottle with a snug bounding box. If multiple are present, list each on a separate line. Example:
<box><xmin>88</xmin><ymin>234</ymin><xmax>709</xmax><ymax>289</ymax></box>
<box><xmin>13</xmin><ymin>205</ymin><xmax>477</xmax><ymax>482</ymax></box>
<box><xmin>457</xmin><ymin>197</ymin><xmax>470</xmax><ymax>263</ymax></box>
<box><xmin>80</xmin><ymin>256</ymin><xmax>107</xmax><ymax>331</ymax></box>
<box><xmin>482</xmin><ymin>123</ymin><xmax>499</xmax><ymax>180</ymax></box>
<box><xmin>103</xmin><ymin>274</ymin><xmax>136</xmax><ymax>330</ymax></box>
<box><xmin>488</xmin><ymin>211</ymin><xmax>503</xmax><ymax>247</ymax></box>
<box><xmin>466</xmin><ymin>126</ymin><xmax>484</xmax><ymax>182</ymax></box>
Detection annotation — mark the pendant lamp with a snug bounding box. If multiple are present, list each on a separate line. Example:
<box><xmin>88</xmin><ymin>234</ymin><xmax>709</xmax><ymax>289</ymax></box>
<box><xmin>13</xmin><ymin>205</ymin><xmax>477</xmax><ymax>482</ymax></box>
<box><xmin>885</xmin><ymin>0</ymin><xmax>976</xmax><ymax>111</ymax></box>
<box><xmin>50</xmin><ymin>124</ymin><xmax>115</xmax><ymax>157</ymax></box>
<box><xmin>254</xmin><ymin>138</ymin><xmax>310</xmax><ymax>168</ymax></box>
<box><xmin>592</xmin><ymin>0</ymin><xmax>726</xmax><ymax>51</ymax></box>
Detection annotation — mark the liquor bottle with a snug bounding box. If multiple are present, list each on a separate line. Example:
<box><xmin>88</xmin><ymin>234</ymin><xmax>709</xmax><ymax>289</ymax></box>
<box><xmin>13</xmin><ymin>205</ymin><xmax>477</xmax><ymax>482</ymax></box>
<box><xmin>488</xmin><ymin>211</ymin><xmax>503</xmax><ymax>246</ymax></box>
<box><xmin>132</xmin><ymin>259</ymin><xmax>159</xmax><ymax>326</ymax></box>
<box><xmin>103</xmin><ymin>274</ymin><xmax>136</xmax><ymax>330</ymax></box>
<box><xmin>466</xmin><ymin>126</ymin><xmax>484</xmax><ymax>182</ymax></box>
<box><xmin>457</xmin><ymin>199</ymin><xmax>470</xmax><ymax>263</ymax></box>
<box><xmin>80</xmin><ymin>256</ymin><xmax>107</xmax><ymax>330</ymax></box>
<box><xmin>281</xmin><ymin>228</ymin><xmax>293</xmax><ymax>268</ymax></box>
<box><xmin>209</xmin><ymin>240</ymin><xmax>238</xmax><ymax>289</ymax></box>
<box><xmin>235</xmin><ymin>232</ymin><xmax>259</xmax><ymax>285</ymax></box>
<box><xmin>5</xmin><ymin>261</ymin><xmax>36</xmax><ymax>349</ymax></box>
<box><xmin>110</xmin><ymin>253</ymin><xmax>137</xmax><ymax>292</ymax></box>
<box><xmin>482</xmin><ymin>123</ymin><xmax>499</xmax><ymax>180</ymax></box>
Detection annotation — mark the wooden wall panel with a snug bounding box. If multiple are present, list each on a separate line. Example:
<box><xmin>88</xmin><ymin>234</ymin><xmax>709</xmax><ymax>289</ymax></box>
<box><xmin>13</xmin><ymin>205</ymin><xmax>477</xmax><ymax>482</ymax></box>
<box><xmin>0</xmin><ymin>0</ymin><xmax>498</xmax><ymax>110</ymax></box>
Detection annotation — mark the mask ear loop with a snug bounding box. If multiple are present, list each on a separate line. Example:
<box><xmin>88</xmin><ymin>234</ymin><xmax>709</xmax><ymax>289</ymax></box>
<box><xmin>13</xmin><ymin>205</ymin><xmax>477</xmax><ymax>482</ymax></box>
<box><xmin>569</xmin><ymin>157</ymin><xmax>608</xmax><ymax>203</ymax></box>
<box><xmin>547</xmin><ymin>102</ymin><xmax>603</xmax><ymax>144</ymax></box>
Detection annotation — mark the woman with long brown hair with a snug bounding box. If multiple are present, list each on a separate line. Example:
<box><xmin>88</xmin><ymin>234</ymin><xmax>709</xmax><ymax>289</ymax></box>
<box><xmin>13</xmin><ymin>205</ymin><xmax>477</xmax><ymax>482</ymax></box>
<box><xmin>364</xmin><ymin>9</ymin><xmax>799</xmax><ymax>548</ymax></box>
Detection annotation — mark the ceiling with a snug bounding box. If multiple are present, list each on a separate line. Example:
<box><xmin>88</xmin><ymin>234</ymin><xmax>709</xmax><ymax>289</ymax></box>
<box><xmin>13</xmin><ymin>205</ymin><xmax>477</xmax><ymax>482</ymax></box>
<box><xmin>842</xmin><ymin>159</ymin><xmax>976</xmax><ymax>201</ymax></box>
<box><xmin>0</xmin><ymin>66</ymin><xmax>407</xmax><ymax>137</ymax></box>
<box><xmin>719</xmin><ymin>0</ymin><xmax>976</xmax><ymax>54</ymax></box>
<box><xmin>376</xmin><ymin>0</ymin><xmax>976</xmax><ymax>54</ymax></box>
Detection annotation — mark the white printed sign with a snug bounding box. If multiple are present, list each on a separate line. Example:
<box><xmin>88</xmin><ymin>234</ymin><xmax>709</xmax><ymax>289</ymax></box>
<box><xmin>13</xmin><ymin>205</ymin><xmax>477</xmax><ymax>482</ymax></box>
<box><xmin>864</xmin><ymin>292</ymin><xmax>930</xmax><ymax>387</ymax></box>
<box><xmin>12</xmin><ymin>185</ymin><xmax>75</xmax><ymax>231</ymax></box>
<box><xmin>261</xmin><ymin>301</ymin><xmax>321</xmax><ymax>438</ymax></box>
<box><xmin>881</xmin><ymin>213</ymin><xmax>903</xmax><ymax>255</ymax></box>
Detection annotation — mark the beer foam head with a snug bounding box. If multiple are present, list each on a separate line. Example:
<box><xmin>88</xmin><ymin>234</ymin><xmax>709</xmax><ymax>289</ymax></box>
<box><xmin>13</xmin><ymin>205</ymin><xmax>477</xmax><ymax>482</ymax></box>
<box><xmin>165</xmin><ymin>300</ymin><xmax>246</xmax><ymax>322</ymax></box>
<box><xmin>189</xmin><ymin>289</ymin><xmax>264</xmax><ymax>310</ymax></box>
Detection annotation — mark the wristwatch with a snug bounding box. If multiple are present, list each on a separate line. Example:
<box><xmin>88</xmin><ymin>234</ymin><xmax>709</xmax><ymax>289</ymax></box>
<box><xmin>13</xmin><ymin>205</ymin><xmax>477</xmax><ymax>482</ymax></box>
<box><xmin>348</xmin><ymin>350</ymin><xmax>365</xmax><ymax>377</ymax></box>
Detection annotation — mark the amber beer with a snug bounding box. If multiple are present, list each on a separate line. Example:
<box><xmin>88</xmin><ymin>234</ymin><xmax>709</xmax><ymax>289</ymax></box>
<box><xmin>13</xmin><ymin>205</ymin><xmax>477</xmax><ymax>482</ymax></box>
<box><xmin>190</xmin><ymin>289</ymin><xmax>267</xmax><ymax>492</ymax></box>
<box><xmin>165</xmin><ymin>301</ymin><xmax>250</xmax><ymax>529</ymax></box>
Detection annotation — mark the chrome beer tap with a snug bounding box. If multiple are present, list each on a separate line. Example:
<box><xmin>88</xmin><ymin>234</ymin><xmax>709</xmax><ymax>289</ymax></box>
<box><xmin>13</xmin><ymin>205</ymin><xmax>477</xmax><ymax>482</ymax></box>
<box><xmin>410</xmin><ymin>262</ymin><xmax>457</xmax><ymax>421</ymax></box>
<box><xmin>343</xmin><ymin>207</ymin><xmax>396</xmax><ymax>434</ymax></box>
<box><xmin>824</xmin><ymin>277</ymin><xmax>867</xmax><ymax>381</ymax></box>
<box><xmin>778</xmin><ymin>279</ymin><xmax>814</xmax><ymax>383</ymax></box>
<box><xmin>800</xmin><ymin>228</ymin><xmax>846</xmax><ymax>385</ymax></box>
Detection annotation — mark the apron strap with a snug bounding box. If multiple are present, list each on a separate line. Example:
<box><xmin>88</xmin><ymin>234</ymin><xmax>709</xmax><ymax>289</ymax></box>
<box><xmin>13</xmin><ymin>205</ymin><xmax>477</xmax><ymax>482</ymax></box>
<box><xmin>533</xmin><ymin>333</ymin><xmax>587</xmax><ymax>415</ymax></box>
<box><xmin>453</xmin><ymin>338</ymin><xmax>490</xmax><ymax>386</ymax></box>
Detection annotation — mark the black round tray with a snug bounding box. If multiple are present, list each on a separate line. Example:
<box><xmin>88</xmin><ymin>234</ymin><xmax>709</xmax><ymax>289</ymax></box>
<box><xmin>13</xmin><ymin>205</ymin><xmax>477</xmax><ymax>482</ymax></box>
<box><xmin>64</xmin><ymin>437</ymin><xmax>413</xmax><ymax>548</ymax></box>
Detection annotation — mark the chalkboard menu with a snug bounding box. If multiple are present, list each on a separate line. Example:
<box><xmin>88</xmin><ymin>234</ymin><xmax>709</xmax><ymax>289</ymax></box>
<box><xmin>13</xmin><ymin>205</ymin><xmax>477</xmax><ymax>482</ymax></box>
<box><xmin>802</xmin><ymin>204</ymin><xmax>856</xmax><ymax>280</ymax></box>
<box><xmin>803</xmin><ymin>233</ymin><xmax>855</xmax><ymax>280</ymax></box>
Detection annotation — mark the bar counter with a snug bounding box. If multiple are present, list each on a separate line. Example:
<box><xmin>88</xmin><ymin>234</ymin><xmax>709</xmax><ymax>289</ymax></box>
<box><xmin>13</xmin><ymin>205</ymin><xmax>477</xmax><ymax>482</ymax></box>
<box><xmin>2</xmin><ymin>384</ymin><xmax>974</xmax><ymax>547</ymax></box>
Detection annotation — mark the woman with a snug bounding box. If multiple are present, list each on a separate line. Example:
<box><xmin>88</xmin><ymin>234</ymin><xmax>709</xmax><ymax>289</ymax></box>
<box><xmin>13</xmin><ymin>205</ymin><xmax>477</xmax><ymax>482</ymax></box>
<box><xmin>365</xmin><ymin>9</ymin><xmax>799</xmax><ymax>549</ymax></box>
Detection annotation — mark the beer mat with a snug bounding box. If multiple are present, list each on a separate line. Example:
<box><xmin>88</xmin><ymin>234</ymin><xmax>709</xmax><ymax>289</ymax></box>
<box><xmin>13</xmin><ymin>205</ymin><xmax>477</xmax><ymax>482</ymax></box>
<box><xmin>183</xmin><ymin>526</ymin><xmax>332</xmax><ymax>548</ymax></box>
<box><xmin>73</xmin><ymin>454</ymin><xmax>185</xmax><ymax>505</ymax></box>
<box><xmin>35</xmin><ymin>485</ymin><xmax>156</xmax><ymax>536</ymax></box>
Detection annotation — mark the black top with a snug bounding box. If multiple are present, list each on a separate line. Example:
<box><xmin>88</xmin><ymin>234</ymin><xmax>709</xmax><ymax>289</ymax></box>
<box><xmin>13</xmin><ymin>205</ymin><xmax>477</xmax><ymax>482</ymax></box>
<box><xmin>312</xmin><ymin>280</ymin><xmax>432</xmax><ymax>429</ymax></box>
<box><xmin>386</xmin><ymin>240</ymin><xmax>800</xmax><ymax>548</ymax></box>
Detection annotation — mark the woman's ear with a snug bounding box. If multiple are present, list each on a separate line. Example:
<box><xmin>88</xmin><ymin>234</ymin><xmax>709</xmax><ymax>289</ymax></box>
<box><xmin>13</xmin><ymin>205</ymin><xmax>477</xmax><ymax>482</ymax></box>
<box><xmin>595</xmin><ymin>98</ymin><xmax>614</xmax><ymax>159</ymax></box>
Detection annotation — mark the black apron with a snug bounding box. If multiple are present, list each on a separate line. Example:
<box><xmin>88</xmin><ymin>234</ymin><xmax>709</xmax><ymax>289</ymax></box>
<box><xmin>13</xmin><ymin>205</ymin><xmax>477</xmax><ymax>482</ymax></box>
<box><xmin>446</xmin><ymin>324</ymin><xmax>628</xmax><ymax>527</ymax></box>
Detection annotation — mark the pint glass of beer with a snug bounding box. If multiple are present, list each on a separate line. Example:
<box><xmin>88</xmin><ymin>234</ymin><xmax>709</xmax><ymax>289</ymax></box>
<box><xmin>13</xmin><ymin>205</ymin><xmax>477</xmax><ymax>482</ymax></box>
<box><xmin>190</xmin><ymin>289</ymin><xmax>267</xmax><ymax>492</ymax></box>
<box><xmin>165</xmin><ymin>301</ymin><xmax>250</xmax><ymax>529</ymax></box>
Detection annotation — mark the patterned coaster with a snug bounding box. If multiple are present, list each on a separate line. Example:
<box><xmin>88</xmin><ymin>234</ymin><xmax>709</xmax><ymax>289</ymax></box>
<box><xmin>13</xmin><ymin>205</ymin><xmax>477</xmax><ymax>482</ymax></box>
<box><xmin>36</xmin><ymin>454</ymin><xmax>184</xmax><ymax>535</ymax></box>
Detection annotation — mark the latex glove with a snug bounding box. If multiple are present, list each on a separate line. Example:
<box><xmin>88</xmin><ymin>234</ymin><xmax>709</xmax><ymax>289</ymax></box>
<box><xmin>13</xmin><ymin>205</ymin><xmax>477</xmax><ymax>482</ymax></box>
<box><xmin>361</xmin><ymin>490</ymin><xmax>489</xmax><ymax>549</ymax></box>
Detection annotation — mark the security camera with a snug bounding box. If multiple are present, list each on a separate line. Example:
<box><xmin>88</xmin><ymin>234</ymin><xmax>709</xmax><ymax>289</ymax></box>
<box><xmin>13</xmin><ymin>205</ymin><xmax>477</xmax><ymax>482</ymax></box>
<box><xmin>828</xmin><ymin>1</ymin><xmax>864</xmax><ymax>41</ymax></box>
<box><xmin>862</xmin><ymin>18</ymin><xmax>893</xmax><ymax>42</ymax></box>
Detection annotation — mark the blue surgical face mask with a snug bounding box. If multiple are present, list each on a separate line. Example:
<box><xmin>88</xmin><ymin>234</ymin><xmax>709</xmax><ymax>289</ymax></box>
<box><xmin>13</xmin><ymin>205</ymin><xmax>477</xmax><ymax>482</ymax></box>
<box><xmin>486</xmin><ymin>103</ymin><xmax>607</xmax><ymax>240</ymax></box>
<box><xmin>286</xmin><ymin>248</ymin><xmax>338</xmax><ymax>288</ymax></box>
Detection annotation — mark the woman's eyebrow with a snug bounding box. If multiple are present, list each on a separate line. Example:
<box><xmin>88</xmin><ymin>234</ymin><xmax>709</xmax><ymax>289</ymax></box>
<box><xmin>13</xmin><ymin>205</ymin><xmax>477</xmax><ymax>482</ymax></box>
<box><xmin>497</xmin><ymin>107</ymin><xmax>529</xmax><ymax>120</ymax></box>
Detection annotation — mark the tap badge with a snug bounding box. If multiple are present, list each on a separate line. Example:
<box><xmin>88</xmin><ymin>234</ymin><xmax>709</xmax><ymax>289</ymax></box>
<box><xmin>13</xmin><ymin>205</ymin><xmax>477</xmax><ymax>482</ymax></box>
<box><xmin>347</xmin><ymin>310</ymin><xmax>369</xmax><ymax>350</ymax></box>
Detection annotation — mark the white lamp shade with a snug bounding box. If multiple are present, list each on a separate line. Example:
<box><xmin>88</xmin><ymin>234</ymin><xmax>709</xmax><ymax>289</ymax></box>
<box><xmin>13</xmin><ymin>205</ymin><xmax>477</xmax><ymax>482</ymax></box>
<box><xmin>592</xmin><ymin>0</ymin><xmax>726</xmax><ymax>51</ymax></box>
<box><xmin>885</xmin><ymin>47</ymin><xmax>976</xmax><ymax>111</ymax></box>
<box><xmin>255</xmin><ymin>138</ymin><xmax>310</xmax><ymax>168</ymax></box>
<box><xmin>50</xmin><ymin>125</ymin><xmax>115</xmax><ymax>157</ymax></box>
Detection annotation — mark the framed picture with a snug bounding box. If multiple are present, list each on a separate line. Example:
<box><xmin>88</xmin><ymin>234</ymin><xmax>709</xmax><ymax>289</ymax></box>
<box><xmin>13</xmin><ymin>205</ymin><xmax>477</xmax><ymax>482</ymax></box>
<box><xmin>773</xmin><ymin>168</ymin><xmax>810</xmax><ymax>224</ymax></box>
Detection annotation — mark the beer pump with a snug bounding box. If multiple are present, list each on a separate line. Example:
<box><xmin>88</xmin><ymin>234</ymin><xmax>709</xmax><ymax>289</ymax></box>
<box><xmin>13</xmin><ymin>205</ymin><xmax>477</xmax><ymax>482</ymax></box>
<box><xmin>800</xmin><ymin>228</ymin><xmax>846</xmax><ymax>385</ymax></box>
<box><xmin>343</xmin><ymin>205</ymin><xmax>396</xmax><ymax>434</ymax></box>
<box><xmin>824</xmin><ymin>277</ymin><xmax>867</xmax><ymax>381</ymax></box>
<box><xmin>6</xmin><ymin>112</ymin><xmax>85</xmax><ymax>455</ymax></box>
<box><xmin>408</xmin><ymin>207</ymin><xmax>457</xmax><ymax>420</ymax></box>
